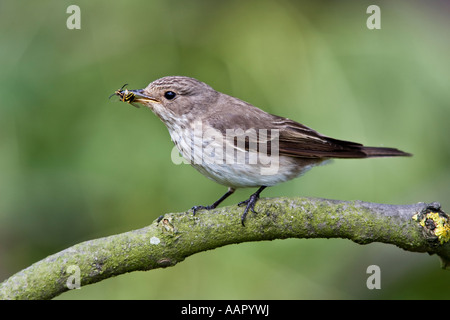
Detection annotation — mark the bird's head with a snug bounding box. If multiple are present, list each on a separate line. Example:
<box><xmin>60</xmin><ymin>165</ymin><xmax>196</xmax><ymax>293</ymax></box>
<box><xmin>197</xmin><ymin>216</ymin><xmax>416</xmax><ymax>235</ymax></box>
<box><xmin>114</xmin><ymin>76</ymin><xmax>219</xmax><ymax>125</ymax></box>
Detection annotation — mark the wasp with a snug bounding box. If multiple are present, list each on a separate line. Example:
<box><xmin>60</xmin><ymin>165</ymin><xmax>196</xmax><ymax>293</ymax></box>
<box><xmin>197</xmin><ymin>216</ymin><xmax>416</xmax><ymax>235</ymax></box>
<box><xmin>110</xmin><ymin>83</ymin><xmax>156</xmax><ymax>108</ymax></box>
<box><xmin>109</xmin><ymin>83</ymin><xmax>136</xmax><ymax>104</ymax></box>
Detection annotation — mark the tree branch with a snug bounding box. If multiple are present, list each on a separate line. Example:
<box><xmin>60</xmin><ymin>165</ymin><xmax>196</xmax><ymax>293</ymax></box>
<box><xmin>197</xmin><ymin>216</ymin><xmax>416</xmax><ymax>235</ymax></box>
<box><xmin>1</xmin><ymin>197</ymin><xmax>449</xmax><ymax>299</ymax></box>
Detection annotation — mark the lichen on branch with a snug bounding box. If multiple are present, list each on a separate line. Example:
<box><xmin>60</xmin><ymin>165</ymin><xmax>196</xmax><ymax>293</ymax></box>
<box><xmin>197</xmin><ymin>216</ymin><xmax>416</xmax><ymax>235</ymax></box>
<box><xmin>0</xmin><ymin>197</ymin><xmax>448</xmax><ymax>300</ymax></box>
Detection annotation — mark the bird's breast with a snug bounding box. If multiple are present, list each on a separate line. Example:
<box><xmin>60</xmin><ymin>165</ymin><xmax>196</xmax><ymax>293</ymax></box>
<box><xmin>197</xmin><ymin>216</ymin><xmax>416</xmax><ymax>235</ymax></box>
<box><xmin>165</xmin><ymin>121</ymin><xmax>323</xmax><ymax>188</ymax></box>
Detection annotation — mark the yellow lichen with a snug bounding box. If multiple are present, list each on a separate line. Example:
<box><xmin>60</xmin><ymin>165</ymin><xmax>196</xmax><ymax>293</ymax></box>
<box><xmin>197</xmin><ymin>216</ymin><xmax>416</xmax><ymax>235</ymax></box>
<box><xmin>415</xmin><ymin>211</ymin><xmax>450</xmax><ymax>245</ymax></box>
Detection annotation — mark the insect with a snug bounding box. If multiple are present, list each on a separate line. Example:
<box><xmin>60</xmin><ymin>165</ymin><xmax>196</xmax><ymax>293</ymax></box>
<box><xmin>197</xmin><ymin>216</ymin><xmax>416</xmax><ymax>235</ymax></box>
<box><xmin>110</xmin><ymin>83</ymin><xmax>136</xmax><ymax>103</ymax></box>
<box><xmin>110</xmin><ymin>83</ymin><xmax>156</xmax><ymax>108</ymax></box>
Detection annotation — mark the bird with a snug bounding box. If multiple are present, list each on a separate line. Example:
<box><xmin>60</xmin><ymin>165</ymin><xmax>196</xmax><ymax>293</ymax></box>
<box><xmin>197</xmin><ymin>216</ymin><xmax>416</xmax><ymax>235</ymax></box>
<box><xmin>113</xmin><ymin>76</ymin><xmax>411</xmax><ymax>225</ymax></box>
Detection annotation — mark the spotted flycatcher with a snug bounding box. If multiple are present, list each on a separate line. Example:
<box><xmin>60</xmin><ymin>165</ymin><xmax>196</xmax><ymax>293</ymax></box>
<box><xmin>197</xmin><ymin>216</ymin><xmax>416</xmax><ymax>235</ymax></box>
<box><xmin>113</xmin><ymin>76</ymin><xmax>411</xmax><ymax>225</ymax></box>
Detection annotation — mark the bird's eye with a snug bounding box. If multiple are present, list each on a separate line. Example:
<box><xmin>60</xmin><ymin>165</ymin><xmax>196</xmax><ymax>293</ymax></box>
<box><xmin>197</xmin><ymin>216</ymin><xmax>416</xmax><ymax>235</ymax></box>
<box><xmin>164</xmin><ymin>91</ymin><xmax>176</xmax><ymax>100</ymax></box>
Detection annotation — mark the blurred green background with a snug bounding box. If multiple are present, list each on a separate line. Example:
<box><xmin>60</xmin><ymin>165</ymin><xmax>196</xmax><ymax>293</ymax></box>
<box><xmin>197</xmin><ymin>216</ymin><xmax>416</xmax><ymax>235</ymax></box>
<box><xmin>1</xmin><ymin>0</ymin><xmax>449</xmax><ymax>299</ymax></box>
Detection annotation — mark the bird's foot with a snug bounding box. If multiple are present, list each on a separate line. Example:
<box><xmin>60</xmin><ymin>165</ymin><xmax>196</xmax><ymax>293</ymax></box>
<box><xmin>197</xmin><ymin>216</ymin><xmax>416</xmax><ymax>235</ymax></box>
<box><xmin>238</xmin><ymin>193</ymin><xmax>261</xmax><ymax>226</ymax></box>
<box><xmin>191</xmin><ymin>188</ymin><xmax>236</xmax><ymax>216</ymax></box>
<box><xmin>191</xmin><ymin>205</ymin><xmax>215</xmax><ymax>216</ymax></box>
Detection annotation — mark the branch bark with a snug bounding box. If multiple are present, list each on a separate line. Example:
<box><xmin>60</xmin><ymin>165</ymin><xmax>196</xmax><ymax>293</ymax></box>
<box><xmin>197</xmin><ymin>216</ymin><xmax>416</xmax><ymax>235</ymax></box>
<box><xmin>1</xmin><ymin>197</ymin><xmax>449</xmax><ymax>300</ymax></box>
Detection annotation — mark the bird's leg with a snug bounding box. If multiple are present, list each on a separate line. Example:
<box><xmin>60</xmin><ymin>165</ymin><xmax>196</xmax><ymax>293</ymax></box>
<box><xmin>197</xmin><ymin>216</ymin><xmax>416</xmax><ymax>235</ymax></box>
<box><xmin>238</xmin><ymin>186</ymin><xmax>267</xmax><ymax>226</ymax></box>
<box><xmin>192</xmin><ymin>187</ymin><xmax>235</xmax><ymax>215</ymax></box>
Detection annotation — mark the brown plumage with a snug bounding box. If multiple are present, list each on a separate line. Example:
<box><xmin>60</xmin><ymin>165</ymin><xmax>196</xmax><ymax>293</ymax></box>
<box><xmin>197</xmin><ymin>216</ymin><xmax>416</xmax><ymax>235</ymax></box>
<box><xmin>115</xmin><ymin>76</ymin><xmax>411</xmax><ymax>225</ymax></box>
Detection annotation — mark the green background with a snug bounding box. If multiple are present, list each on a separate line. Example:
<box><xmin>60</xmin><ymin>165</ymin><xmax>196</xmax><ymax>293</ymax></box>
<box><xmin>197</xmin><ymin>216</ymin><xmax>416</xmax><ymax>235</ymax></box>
<box><xmin>1</xmin><ymin>0</ymin><xmax>449</xmax><ymax>299</ymax></box>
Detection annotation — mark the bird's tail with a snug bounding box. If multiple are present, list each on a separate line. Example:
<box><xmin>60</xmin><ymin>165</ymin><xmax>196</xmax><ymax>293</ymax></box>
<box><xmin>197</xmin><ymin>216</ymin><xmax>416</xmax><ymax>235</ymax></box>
<box><xmin>361</xmin><ymin>146</ymin><xmax>412</xmax><ymax>158</ymax></box>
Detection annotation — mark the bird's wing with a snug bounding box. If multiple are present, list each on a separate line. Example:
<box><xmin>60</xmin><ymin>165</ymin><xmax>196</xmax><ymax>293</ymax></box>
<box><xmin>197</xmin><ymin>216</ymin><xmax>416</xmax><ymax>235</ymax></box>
<box><xmin>205</xmin><ymin>95</ymin><xmax>408</xmax><ymax>159</ymax></box>
<box><xmin>206</xmin><ymin>107</ymin><xmax>367</xmax><ymax>159</ymax></box>
<box><xmin>272</xmin><ymin>116</ymin><xmax>368</xmax><ymax>158</ymax></box>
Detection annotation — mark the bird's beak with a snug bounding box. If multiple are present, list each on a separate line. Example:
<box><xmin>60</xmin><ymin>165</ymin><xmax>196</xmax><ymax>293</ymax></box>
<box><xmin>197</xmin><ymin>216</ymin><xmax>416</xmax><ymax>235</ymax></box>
<box><xmin>131</xmin><ymin>89</ymin><xmax>159</xmax><ymax>104</ymax></box>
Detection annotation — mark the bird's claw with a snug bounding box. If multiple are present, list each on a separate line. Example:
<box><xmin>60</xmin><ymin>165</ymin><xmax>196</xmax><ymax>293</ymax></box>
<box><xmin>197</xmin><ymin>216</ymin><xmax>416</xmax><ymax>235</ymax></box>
<box><xmin>238</xmin><ymin>193</ymin><xmax>260</xmax><ymax>226</ymax></box>
<box><xmin>238</xmin><ymin>199</ymin><xmax>258</xmax><ymax>213</ymax></box>
<box><xmin>191</xmin><ymin>205</ymin><xmax>213</xmax><ymax>215</ymax></box>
